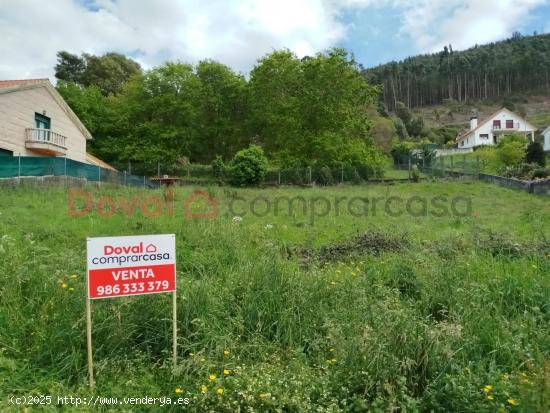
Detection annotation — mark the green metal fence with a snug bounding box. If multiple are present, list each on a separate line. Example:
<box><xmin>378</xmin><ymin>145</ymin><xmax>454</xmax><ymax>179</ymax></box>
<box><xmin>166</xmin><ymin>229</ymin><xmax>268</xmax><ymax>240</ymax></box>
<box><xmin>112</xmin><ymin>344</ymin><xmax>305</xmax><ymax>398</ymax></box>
<box><xmin>0</xmin><ymin>156</ymin><xmax>159</xmax><ymax>188</ymax></box>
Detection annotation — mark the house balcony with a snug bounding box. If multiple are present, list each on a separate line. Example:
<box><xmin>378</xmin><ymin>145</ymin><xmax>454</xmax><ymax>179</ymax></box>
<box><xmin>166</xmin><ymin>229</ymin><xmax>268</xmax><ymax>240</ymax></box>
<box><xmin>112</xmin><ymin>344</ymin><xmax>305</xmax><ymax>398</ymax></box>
<box><xmin>492</xmin><ymin>123</ymin><xmax>520</xmax><ymax>133</ymax></box>
<box><xmin>25</xmin><ymin>128</ymin><xmax>68</xmax><ymax>156</ymax></box>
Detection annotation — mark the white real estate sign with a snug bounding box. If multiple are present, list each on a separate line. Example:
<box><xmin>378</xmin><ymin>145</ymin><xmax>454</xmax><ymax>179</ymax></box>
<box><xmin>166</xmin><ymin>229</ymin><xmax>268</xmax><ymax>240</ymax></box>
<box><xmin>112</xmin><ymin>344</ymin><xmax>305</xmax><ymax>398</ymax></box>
<box><xmin>86</xmin><ymin>234</ymin><xmax>176</xmax><ymax>299</ymax></box>
<box><xmin>84</xmin><ymin>234</ymin><xmax>178</xmax><ymax>389</ymax></box>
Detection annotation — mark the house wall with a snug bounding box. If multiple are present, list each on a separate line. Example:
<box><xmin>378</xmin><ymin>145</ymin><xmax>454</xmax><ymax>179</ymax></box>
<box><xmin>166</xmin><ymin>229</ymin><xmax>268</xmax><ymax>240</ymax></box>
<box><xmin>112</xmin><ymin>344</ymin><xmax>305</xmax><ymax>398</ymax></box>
<box><xmin>458</xmin><ymin>110</ymin><xmax>536</xmax><ymax>149</ymax></box>
<box><xmin>0</xmin><ymin>87</ymin><xmax>88</xmax><ymax>162</ymax></box>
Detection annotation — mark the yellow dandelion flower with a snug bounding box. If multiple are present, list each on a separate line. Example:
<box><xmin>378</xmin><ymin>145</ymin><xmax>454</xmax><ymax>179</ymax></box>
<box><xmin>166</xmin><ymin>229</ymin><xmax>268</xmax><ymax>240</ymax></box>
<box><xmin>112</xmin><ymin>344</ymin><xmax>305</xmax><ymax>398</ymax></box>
<box><xmin>175</xmin><ymin>387</ymin><xmax>183</xmax><ymax>394</ymax></box>
<box><xmin>329</xmin><ymin>348</ymin><xmax>334</xmax><ymax>352</ymax></box>
<box><xmin>531</xmin><ymin>264</ymin><xmax>537</xmax><ymax>269</ymax></box>
<box><xmin>70</xmin><ymin>274</ymin><xmax>77</xmax><ymax>279</ymax></box>
<box><xmin>61</xmin><ymin>283</ymin><xmax>68</xmax><ymax>289</ymax></box>
<box><xmin>487</xmin><ymin>395</ymin><xmax>494</xmax><ymax>401</ymax></box>
<box><xmin>223</xmin><ymin>349</ymin><xmax>230</xmax><ymax>356</ymax></box>
<box><xmin>483</xmin><ymin>385</ymin><xmax>493</xmax><ymax>393</ymax></box>
<box><xmin>330</xmin><ymin>358</ymin><xmax>336</xmax><ymax>364</ymax></box>
<box><xmin>507</xmin><ymin>399</ymin><xmax>518</xmax><ymax>406</ymax></box>
<box><xmin>199</xmin><ymin>357</ymin><xmax>206</xmax><ymax>363</ymax></box>
<box><xmin>216</xmin><ymin>388</ymin><xmax>224</xmax><ymax>396</ymax></box>
<box><xmin>223</xmin><ymin>369</ymin><xmax>231</xmax><ymax>376</ymax></box>
<box><xmin>69</xmin><ymin>287</ymin><xmax>74</xmax><ymax>291</ymax></box>
<box><xmin>351</xmin><ymin>272</ymin><xmax>356</xmax><ymax>277</ymax></box>
<box><xmin>208</xmin><ymin>374</ymin><xmax>217</xmax><ymax>381</ymax></box>
<box><xmin>259</xmin><ymin>393</ymin><xmax>271</xmax><ymax>399</ymax></box>
<box><xmin>188</xmin><ymin>352</ymin><xmax>194</xmax><ymax>357</ymax></box>
<box><xmin>200</xmin><ymin>385</ymin><xmax>208</xmax><ymax>394</ymax></box>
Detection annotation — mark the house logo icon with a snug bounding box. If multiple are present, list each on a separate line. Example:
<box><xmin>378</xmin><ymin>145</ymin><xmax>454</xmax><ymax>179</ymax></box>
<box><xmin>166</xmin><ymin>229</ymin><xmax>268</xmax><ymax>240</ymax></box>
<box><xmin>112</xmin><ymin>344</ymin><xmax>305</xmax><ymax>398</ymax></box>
<box><xmin>145</xmin><ymin>243</ymin><xmax>157</xmax><ymax>253</ymax></box>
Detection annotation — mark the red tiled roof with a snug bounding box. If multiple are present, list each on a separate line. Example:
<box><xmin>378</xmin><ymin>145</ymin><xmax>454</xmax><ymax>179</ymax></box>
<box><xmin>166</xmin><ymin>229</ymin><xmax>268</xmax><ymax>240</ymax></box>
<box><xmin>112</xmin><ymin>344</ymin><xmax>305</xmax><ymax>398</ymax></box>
<box><xmin>0</xmin><ymin>79</ymin><xmax>49</xmax><ymax>89</ymax></box>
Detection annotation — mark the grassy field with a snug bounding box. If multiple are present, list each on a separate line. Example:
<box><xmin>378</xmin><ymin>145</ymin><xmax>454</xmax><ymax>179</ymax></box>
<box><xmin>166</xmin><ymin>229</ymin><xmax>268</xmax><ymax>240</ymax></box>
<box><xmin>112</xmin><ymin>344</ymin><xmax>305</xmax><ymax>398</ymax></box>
<box><xmin>1</xmin><ymin>181</ymin><xmax>549</xmax><ymax>412</ymax></box>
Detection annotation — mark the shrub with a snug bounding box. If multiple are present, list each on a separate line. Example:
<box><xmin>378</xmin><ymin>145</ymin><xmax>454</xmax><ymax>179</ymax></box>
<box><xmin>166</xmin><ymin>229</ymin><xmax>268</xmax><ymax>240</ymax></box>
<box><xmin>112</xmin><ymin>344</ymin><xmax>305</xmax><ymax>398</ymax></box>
<box><xmin>391</xmin><ymin>141</ymin><xmax>415</xmax><ymax>165</ymax></box>
<box><xmin>228</xmin><ymin>145</ymin><xmax>269</xmax><ymax>186</ymax></box>
<box><xmin>411</xmin><ymin>165</ymin><xmax>420</xmax><ymax>182</ymax></box>
<box><xmin>211</xmin><ymin>155</ymin><xmax>226</xmax><ymax>180</ymax></box>
<box><xmin>525</xmin><ymin>141</ymin><xmax>546</xmax><ymax>167</ymax></box>
<box><xmin>496</xmin><ymin>135</ymin><xmax>526</xmax><ymax>168</ymax></box>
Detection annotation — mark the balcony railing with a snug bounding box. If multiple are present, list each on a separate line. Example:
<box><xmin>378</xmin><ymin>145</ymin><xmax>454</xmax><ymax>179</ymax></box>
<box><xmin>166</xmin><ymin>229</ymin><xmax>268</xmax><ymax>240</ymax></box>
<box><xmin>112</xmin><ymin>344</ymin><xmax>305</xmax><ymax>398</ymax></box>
<box><xmin>492</xmin><ymin>122</ymin><xmax>520</xmax><ymax>131</ymax></box>
<box><xmin>25</xmin><ymin>128</ymin><xmax>68</xmax><ymax>155</ymax></box>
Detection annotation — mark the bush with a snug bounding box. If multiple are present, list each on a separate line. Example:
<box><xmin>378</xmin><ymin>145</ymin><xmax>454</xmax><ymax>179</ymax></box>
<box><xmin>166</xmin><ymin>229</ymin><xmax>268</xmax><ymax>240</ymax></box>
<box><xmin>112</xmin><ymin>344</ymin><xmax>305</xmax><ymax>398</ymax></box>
<box><xmin>211</xmin><ymin>155</ymin><xmax>226</xmax><ymax>180</ymax></box>
<box><xmin>391</xmin><ymin>141</ymin><xmax>415</xmax><ymax>165</ymax></box>
<box><xmin>411</xmin><ymin>165</ymin><xmax>420</xmax><ymax>182</ymax></box>
<box><xmin>525</xmin><ymin>141</ymin><xmax>546</xmax><ymax>167</ymax></box>
<box><xmin>496</xmin><ymin>134</ymin><xmax>526</xmax><ymax>168</ymax></box>
<box><xmin>498</xmin><ymin>162</ymin><xmax>550</xmax><ymax>180</ymax></box>
<box><xmin>228</xmin><ymin>145</ymin><xmax>269</xmax><ymax>186</ymax></box>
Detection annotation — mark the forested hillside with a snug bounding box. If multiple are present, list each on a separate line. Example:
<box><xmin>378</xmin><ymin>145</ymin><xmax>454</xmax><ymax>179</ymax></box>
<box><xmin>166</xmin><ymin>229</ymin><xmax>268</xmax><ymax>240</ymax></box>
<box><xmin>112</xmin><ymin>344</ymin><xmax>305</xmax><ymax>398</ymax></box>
<box><xmin>363</xmin><ymin>32</ymin><xmax>550</xmax><ymax>110</ymax></box>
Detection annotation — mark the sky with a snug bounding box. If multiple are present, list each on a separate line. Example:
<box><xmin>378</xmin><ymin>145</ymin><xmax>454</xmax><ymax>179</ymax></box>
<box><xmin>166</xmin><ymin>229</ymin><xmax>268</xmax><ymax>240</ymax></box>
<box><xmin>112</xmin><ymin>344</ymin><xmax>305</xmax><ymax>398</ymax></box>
<box><xmin>0</xmin><ymin>0</ymin><xmax>549</xmax><ymax>80</ymax></box>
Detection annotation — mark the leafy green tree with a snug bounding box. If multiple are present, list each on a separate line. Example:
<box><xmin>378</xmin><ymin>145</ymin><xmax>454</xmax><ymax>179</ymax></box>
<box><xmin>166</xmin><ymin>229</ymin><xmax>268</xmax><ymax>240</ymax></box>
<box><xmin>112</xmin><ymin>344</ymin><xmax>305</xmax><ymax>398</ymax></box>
<box><xmin>249</xmin><ymin>48</ymin><xmax>380</xmax><ymax>167</ymax></box>
<box><xmin>194</xmin><ymin>60</ymin><xmax>249</xmax><ymax>161</ymax></box>
<box><xmin>55</xmin><ymin>51</ymin><xmax>86</xmax><ymax>84</ymax></box>
<box><xmin>248</xmin><ymin>50</ymin><xmax>303</xmax><ymax>158</ymax></box>
<box><xmin>54</xmin><ymin>51</ymin><xmax>141</xmax><ymax>96</ymax></box>
<box><xmin>82</xmin><ymin>52</ymin><xmax>141</xmax><ymax>96</ymax></box>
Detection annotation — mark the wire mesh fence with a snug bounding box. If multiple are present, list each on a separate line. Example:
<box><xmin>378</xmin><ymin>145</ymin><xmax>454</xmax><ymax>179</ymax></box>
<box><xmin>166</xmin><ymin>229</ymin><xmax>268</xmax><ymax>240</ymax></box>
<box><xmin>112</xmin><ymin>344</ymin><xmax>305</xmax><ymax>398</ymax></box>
<box><xmin>0</xmin><ymin>154</ymin><xmax>483</xmax><ymax>187</ymax></box>
<box><xmin>0</xmin><ymin>156</ymin><xmax>159</xmax><ymax>188</ymax></box>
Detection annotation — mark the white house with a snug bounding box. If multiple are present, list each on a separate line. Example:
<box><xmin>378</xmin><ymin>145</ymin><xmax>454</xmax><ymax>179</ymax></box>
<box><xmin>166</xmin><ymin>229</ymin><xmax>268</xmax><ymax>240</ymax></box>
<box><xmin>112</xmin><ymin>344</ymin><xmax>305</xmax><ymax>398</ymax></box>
<box><xmin>455</xmin><ymin>108</ymin><xmax>537</xmax><ymax>149</ymax></box>
<box><xmin>0</xmin><ymin>79</ymin><xmax>97</xmax><ymax>164</ymax></box>
<box><xmin>542</xmin><ymin>126</ymin><xmax>550</xmax><ymax>152</ymax></box>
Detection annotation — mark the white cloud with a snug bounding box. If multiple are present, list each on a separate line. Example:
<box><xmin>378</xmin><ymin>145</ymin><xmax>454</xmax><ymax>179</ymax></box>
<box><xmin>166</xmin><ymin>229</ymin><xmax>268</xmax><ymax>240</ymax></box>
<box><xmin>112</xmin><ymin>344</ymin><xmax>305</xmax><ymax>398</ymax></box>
<box><xmin>0</xmin><ymin>0</ymin><xmax>360</xmax><ymax>80</ymax></box>
<box><xmin>398</xmin><ymin>0</ymin><xmax>547</xmax><ymax>52</ymax></box>
<box><xmin>0</xmin><ymin>0</ymin><xmax>546</xmax><ymax>81</ymax></box>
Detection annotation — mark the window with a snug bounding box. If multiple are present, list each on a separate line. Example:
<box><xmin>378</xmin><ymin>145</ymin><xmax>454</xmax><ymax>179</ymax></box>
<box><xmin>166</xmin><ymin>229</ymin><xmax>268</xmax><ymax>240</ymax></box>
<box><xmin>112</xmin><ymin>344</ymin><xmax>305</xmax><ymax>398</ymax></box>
<box><xmin>493</xmin><ymin>120</ymin><xmax>501</xmax><ymax>129</ymax></box>
<box><xmin>506</xmin><ymin>120</ymin><xmax>514</xmax><ymax>128</ymax></box>
<box><xmin>34</xmin><ymin>113</ymin><xmax>51</xmax><ymax>141</ymax></box>
<box><xmin>480</xmin><ymin>134</ymin><xmax>489</xmax><ymax>140</ymax></box>
<box><xmin>34</xmin><ymin>113</ymin><xmax>50</xmax><ymax>129</ymax></box>
<box><xmin>460</xmin><ymin>141</ymin><xmax>464</xmax><ymax>147</ymax></box>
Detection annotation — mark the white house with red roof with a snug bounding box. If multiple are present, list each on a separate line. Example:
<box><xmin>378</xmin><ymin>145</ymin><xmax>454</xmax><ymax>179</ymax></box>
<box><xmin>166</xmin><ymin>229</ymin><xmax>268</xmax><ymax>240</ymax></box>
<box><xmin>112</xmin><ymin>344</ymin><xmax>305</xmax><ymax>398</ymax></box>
<box><xmin>455</xmin><ymin>108</ymin><xmax>537</xmax><ymax>149</ymax></box>
<box><xmin>0</xmin><ymin>78</ymin><xmax>114</xmax><ymax>169</ymax></box>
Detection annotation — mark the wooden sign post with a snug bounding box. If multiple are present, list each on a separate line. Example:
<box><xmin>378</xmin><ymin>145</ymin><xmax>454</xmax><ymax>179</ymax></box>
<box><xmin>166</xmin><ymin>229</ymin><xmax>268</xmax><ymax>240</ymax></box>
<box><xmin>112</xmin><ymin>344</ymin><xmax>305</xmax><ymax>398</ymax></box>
<box><xmin>86</xmin><ymin>234</ymin><xmax>177</xmax><ymax>389</ymax></box>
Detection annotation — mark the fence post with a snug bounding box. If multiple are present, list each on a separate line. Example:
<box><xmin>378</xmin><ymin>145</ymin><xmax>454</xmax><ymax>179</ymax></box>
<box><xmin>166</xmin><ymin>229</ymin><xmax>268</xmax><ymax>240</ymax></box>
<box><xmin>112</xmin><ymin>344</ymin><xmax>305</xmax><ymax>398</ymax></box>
<box><xmin>308</xmin><ymin>166</ymin><xmax>312</xmax><ymax>185</ymax></box>
<box><xmin>476</xmin><ymin>156</ymin><xmax>480</xmax><ymax>176</ymax></box>
<box><xmin>341</xmin><ymin>165</ymin><xmax>344</xmax><ymax>183</ymax></box>
<box><xmin>98</xmin><ymin>165</ymin><xmax>101</xmax><ymax>186</ymax></box>
<box><xmin>408</xmin><ymin>156</ymin><xmax>411</xmax><ymax>181</ymax></box>
<box><xmin>64</xmin><ymin>155</ymin><xmax>68</xmax><ymax>188</ymax></box>
<box><xmin>157</xmin><ymin>162</ymin><xmax>160</xmax><ymax>178</ymax></box>
<box><xmin>143</xmin><ymin>176</ymin><xmax>146</xmax><ymax>188</ymax></box>
<box><xmin>18</xmin><ymin>153</ymin><xmax>21</xmax><ymax>182</ymax></box>
<box><xmin>124</xmin><ymin>171</ymin><xmax>127</xmax><ymax>186</ymax></box>
<box><xmin>440</xmin><ymin>155</ymin><xmax>444</xmax><ymax>177</ymax></box>
<box><xmin>278</xmin><ymin>169</ymin><xmax>281</xmax><ymax>186</ymax></box>
<box><xmin>187</xmin><ymin>165</ymin><xmax>190</xmax><ymax>180</ymax></box>
<box><xmin>450</xmin><ymin>155</ymin><xmax>454</xmax><ymax>172</ymax></box>
<box><xmin>128</xmin><ymin>161</ymin><xmax>132</xmax><ymax>175</ymax></box>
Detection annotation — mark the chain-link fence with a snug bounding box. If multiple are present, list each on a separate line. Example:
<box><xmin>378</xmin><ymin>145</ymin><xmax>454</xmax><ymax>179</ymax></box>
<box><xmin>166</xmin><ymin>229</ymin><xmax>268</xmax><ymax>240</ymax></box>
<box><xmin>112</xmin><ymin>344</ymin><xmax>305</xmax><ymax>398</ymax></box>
<box><xmin>0</xmin><ymin>156</ymin><xmax>159</xmax><ymax>188</ymax></box>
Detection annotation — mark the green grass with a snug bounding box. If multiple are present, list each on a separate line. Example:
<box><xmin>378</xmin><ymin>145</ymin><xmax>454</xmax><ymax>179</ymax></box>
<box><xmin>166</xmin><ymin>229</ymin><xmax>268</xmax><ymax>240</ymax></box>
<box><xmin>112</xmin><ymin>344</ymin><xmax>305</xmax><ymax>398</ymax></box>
<box><xmin>1</xmin><ymin>181</ymin><xmax>549</xmax><ymax>412</ymax></box>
